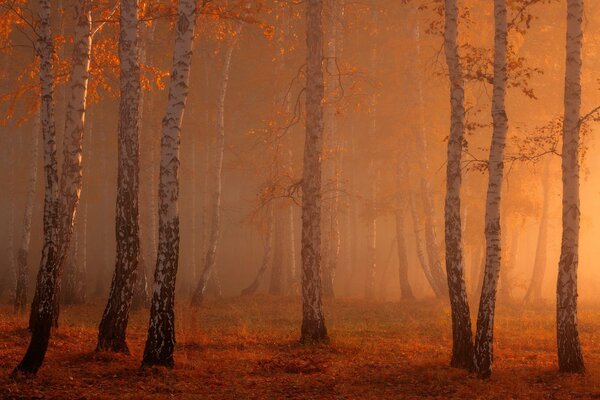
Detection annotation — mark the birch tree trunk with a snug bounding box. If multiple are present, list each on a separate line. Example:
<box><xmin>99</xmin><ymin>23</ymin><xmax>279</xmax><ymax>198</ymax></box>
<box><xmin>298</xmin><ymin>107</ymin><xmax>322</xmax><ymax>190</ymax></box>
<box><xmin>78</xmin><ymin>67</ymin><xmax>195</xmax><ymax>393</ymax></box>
<box><xmin>301</xmin><ymin>0</ymin><xmax>328</xmax><ymax>343</ymax></box>
<box><xmin>62</xmin><ymin>216</ymin><xmax>79</xmax><ymax>304</ymax></box>
<box><xmin>413</xmin><ymin>14</ymin><xmax>447</xmax><ymax>300</ymax></box>
<box><xmin>14</xmin><ymin>116</ymin><xmax>40</xmax><ymax>313</ymax></box>
<box><xmin>191</xmin><ymin>24</ymin><xmax>242</xmax><ymax>306</ymax></box>
<box><xmin>133</xmin><ymin>21</ymin><xmax>157</xmax><ymax>310</ymax></box>
<box><xmin>443</xmin><ymin>0</ymin><xmax>474</xmax><ymax>371</ymax></box>
<box><xmin>556</xmin><ymin>0</ymin><xmax>584</xmax><ymax>374</ymax></box>
<box><xmin>98</xmin><ymin>0</ymin><xmax>141</xmax><ymax>353</ymax></box>
<box><xmin>16</xmin><ymin>0</ymin><xmax>92</xmax><ymax>375</ymax></box>
<box><xmin>409</xmin><ymin>191</ymin><xmax>441</xmax><ymax>296</ymax></box>
<box><xmin>524</xmin><ymin>161</ymin><xmax>550</xmax><ymax>303</ymax></box>
<box><xmin>142</xmin><ymin>0</ymin><xmax>197</xmax><ymax>368</ymax></box>
<box><xmin>474</xmin><ymin>0</ymin><xmax>509</xmax><ymax>378</ymax></box>
<box><xmin>241</xmin><ymin>207</ymin><xmax>274</xmax><ymax>296</ymax></box>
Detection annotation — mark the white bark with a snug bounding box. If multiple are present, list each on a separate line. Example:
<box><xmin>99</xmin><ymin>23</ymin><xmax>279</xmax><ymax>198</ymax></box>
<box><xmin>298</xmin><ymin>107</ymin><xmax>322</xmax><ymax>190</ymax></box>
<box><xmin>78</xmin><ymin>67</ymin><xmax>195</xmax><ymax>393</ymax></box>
<box><xmin>17</xmin><ymin>0</ymin><xmax>91</xmax><ymax>375</ymax></box>
<box><xmin>143</xmin><ymin>0</ymin><xmax>197</xmax><ymax>368</ymax></box>
<box><xmin>557</xmin><ymin>0</ymin><xmax>584</xmax><ymax>373</ymax></box>
<box><xmin>301</xmin><ymin>0</ymin><xmax>328</xmax><ymax>343</ymax></box>
<box><xmin>443</xmin><ymin>0</ymin><xmax>474</xmax><ymax>370</ymax></box>
<box><xmin>98</xmin><ymin>0</ymin><xmax>141</xmax><ymax>353</ymax></box>
<box><xmin>192</xmin><ymin>22</ymin><xmax>243</xmax><ymax>305</ymax></box>
<box><xmin>474</xmin><ymin>0</ymin><xmax>509</xmax><ymax>378</ymax></box>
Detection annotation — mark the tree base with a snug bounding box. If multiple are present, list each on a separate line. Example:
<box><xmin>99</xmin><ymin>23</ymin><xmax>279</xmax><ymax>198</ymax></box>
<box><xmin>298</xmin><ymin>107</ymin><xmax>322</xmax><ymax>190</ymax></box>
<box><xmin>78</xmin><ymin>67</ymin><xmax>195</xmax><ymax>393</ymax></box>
<box><xmin>141</xmin><ymin>355</ymin><xmax>175</xmax><ymax>369</ymax></box>
<box><xmin>300</xmin><ymin>321</ymin><xmax>328</xmax><ymax>344</ymax></box>
<box><xmin>96</xmin><ymin>338</ymin><xmax>130</xmax><ymax>354</ymax></box>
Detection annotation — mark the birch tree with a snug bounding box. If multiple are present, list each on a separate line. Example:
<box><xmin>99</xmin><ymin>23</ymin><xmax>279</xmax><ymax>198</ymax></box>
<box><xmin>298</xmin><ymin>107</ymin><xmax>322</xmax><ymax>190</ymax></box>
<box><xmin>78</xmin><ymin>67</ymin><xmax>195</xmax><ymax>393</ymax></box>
<box><xmin>97</xmin><ymin>0</ymin><xmax>142</xmax><ymax>353</ymax></box>
<box><xmin>474</xmin><ymin>0</ymin><xmax>508</xmax><ymax>378</ymax></box>
<box><xmin>524</xmin><ymin>161</ymin><xmax>550</xmax><ymax>303</ymax></box>
<box><xmin>15</xmin><ymin>0</ymin><xmax>92</xmax><ymax>375</ymax></box>
<box><xmin>191</xmin><ymin>19</ymin><xmax>243</xmax><ymax>306</ymax></box>
<box><xmin>142</xmin><ymin>0</ymin><xmax>198</xmax><ymax>368</ymax></box>
<box><xmin>443</xmin><ymin>0</ymin><xmax>474</xmax><ymax>370</ymax></box>
<box><xmin>557</xmin><ymin>0</ymin><xmax>584</xmax><ymax>374</ymax></box>
<box><xmin>300</xmin><ymin>0</ymin><xmax>328</xmax><ymax>343</ymax></box>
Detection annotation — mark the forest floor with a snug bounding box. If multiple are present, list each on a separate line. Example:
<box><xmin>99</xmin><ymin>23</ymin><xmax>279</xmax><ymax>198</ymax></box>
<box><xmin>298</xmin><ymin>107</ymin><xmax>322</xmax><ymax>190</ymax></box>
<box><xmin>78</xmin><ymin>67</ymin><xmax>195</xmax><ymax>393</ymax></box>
<box><xmin>1</xmin><ymin>296</ymin><xmax>600</xmax><ymax>399</ymax></box>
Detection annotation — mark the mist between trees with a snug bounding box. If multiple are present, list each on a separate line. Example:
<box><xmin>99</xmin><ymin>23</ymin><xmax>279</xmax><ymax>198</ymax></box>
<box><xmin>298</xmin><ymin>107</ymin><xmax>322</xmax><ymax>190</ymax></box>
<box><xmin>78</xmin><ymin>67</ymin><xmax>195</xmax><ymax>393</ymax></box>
<box><xmin>0</xmin><ymin>0</ymin><xmax>599</xmax><ymax>385</ymax></box>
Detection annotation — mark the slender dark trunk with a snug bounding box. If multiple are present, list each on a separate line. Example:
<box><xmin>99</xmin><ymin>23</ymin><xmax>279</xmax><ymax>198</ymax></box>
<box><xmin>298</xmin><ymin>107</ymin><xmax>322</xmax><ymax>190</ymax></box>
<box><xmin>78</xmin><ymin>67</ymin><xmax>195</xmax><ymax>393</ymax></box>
<box><xmin>241</xmin><ymin>208</ymin><xmax>274</xmax><ymax>296</ymax></box>
<box><xmin>191</xmin><ymin>25</ymin><xmax>242</xmax><ymax>306</ymax></box>
<box><xmin>269</xmin><ymin>211</ymin><xmax>285</xmax><ymax>296</ymax></box>
<box><xmin>395</xmin><ymin>161</ymin><xmax>415</xmax><ymax>301</ymax></box>
<box><xmin>524</xmin><ymin>161</ymin><xmax>550</xmax><ymax>303</ymax></box>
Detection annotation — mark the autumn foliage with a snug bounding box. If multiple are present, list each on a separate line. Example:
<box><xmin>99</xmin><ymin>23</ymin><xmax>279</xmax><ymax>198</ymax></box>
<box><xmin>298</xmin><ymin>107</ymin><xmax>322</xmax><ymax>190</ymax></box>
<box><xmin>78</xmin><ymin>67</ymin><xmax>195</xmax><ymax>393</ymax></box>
<box><xmin>1</xmin><ymin>297</ymin><xmax>599</xmax><ymax>399</ymax></box>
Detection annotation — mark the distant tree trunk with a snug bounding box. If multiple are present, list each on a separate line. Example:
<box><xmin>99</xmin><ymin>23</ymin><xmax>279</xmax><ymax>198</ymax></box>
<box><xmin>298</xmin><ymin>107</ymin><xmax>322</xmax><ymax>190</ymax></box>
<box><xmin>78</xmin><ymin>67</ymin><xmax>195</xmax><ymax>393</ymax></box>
<box><xmin>524</xmin><ymin>161</ymin><xmax>550</xmax><ymax>303</ymax></box>
<box><xmin>408</xmin><ymin>191</ymin><xmax>441</xmax><ymax>297</ymax></box>
<box><xmin>16</xmin><ymin>0</ymin><xmax>92</xmax><ymax>375</ymax></box>
<box><xmin>191</xmin><ymin>23</ymin><xmax>242</xmax><ymax>306</ymax></box>
<box><xmin>474</xmin><ymin>0</ymin><xmax>509</xmax><ymax>378</ymax></box>
<box><xmin>14</xmin><ymin>117</ymin><xmax>40</xmax><ymax>313</ymax></box>
<box><xmin>133</xmin><ymin>19</ymin><xmax>157</xmax><ymax>311</ymax></box>
<box><xmin>556</xmin><ymin>0</ymin><xmax>584</xmax><ymax>374</ymax></box>
<box><xmin>443</xmin><ymin>0</ymin><xmax>474</xmax><ymax>371</ymax></box>
<box><xmin>300</xmin><ymin>0</ymin><xmax>328</xmax><ymax>344</ymax></box>
<box><xmin>287</xmin><ymin>200</ymin><xmax>298</xmax><ymax>294</ymax></box>
<box><xmin>395</xmin><ymin>161</ymin><xmax>415</xmax><ymax>301</ymax></box>
<box><xmin>412</xmin><ymin>4</ymin><xmax>447</xmax><ymax>301</ymax></box>
<box><xmin>470</xmin><ymin>244</ymin><xmax>483</xmax><ymax>298</ymax></box>
<box><xmin>364</xmin><ymin>5</ymin><xmax>379</xmax><ymax>302</ymax></box>
<box><xmin>241</xmin><ymin>208</ymin><xmax>274</xmax><ymax>296</ymax></box>
<box><xmin>499</xmin><ymin>228</ymin><xmax>517</xmax><ymax>301</ymax></box>
<box><xmin>365</xmin><ymin>166</ymin><xmax>378</xmax><ymax>300</ymax></box>
<box><xmin>76</xmin><ymin>200</ymin><xmax>88</xmax><ymax>303</ymax></box>
<box><xmin>98</xmin><ymin>0</ymin><xmax>141</xmax><ymax>354</ymax></box>
<box><xmin>62</xmin><ymin>217</ymin><xmax>79</xmax><ymax>305</ymax></box>
<box><xmin>142</xmin><ymin>0</ymin><xmax>197</xmax><ymax>369</ymax></box>
<box><xmin>269</xmin><ymin>211</ymin><xmax>285</xmax><ymax>295</ymax></box>
<box><xmin>131</xmin><ymin>254</ymin><xmax>149</xmax><ymax>310</ymax></box>
<box><xmin>378</xmin><ymin>239</ymin><xmax>395</xmax><ymax>301</ymax></box>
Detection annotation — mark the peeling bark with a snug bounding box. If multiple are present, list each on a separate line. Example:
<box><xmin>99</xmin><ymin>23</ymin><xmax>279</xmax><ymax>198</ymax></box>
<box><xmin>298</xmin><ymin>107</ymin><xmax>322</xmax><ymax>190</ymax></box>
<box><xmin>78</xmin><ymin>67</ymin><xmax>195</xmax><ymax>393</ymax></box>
<box><xmin>16</xmin><ymin>0</ymin><xmax>92</xmax><ymax>375</ymax></box>
<box><xmin>142</xmin><ymin>0</ymin><xmax>197</xmax><ymax>368</ymax></box>
<box><xmin>301</xmin><ymin>0</ymin><xmax>328</xmax><ymax>344</ymax></box>
<box><xmin>474</xmin><ymin>0</ymin><xmax>508</xmax><ymax>378</ymax></box>
<box><xmin>557</xmin><ymin>0</ymin><xmax>584</xmax><ymax>374</ymax></box>
<box><xmin>98</xmin><ymin>0</ymin><xmax>141</xmax><ymax>354</ymax></box>
<box><xmin>443</xmin><ymin>0</ymin><xmax>474</xmax><ymax>371</ymax></box>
